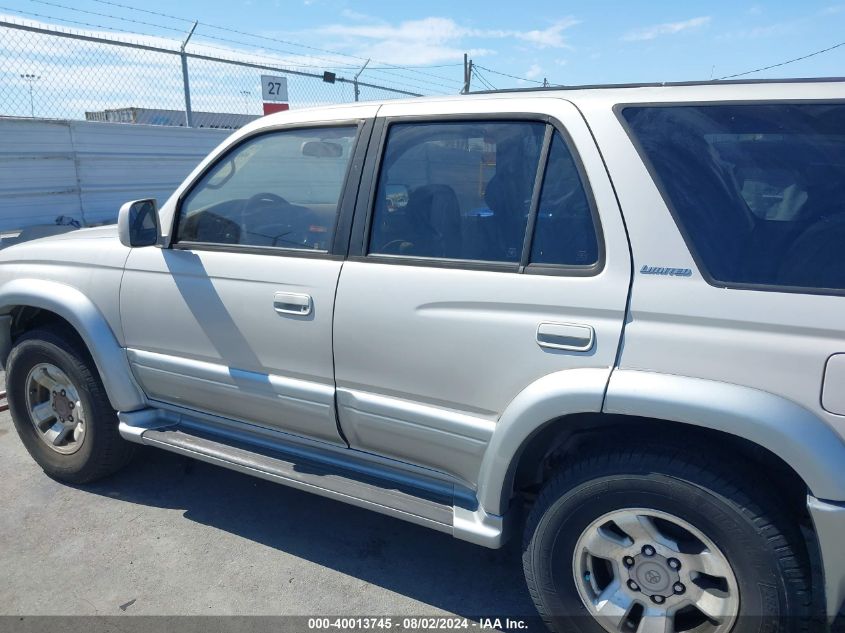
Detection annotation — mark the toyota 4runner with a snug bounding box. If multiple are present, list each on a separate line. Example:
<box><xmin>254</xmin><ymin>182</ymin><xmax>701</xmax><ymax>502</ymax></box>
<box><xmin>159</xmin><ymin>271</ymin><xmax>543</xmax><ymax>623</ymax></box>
<box><xmin>2</xmin><ymin>79</ymin><xmax>845</xmax><ymax>633</ymax></box>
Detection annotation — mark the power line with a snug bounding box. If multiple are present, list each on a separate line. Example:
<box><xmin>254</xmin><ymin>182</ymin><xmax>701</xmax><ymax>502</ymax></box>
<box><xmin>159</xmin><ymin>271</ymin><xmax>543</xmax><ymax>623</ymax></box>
<box><xmin>371</xmin><ymin>63</ymin><xmax>463</xmax><ymax>70</ymax></box>
<box><xmin>472</xmin><ymin>66</ymin><xmax>497</xmax><ymax>91</ymax></box>
<box><xmin>717</xmin><ymin>39</ymin><xmax>845</xmax><ymax>80</ymax></box>
<box><xmin>473</xmin><ymin>64</ymin><xmax>547</xmax><ymax>85</ymax></box>
<box><xmin>0</xmin><ymin>4</ymin><xmax>175</xmax><ymax>41</ymax></box>
<box><xmin>23</xmin><ymin>0</ymin><xmax>358</xmax><ymax>71</ymax></box>
<box><xmin>82</xmin><ymin>0</ymin><xmax>194</xmax><ymax>23</ymax></box>
<box><xmin>29</xmin><ymin>0</ymin><xmax>186</xmax><ymax>34</ymax></box>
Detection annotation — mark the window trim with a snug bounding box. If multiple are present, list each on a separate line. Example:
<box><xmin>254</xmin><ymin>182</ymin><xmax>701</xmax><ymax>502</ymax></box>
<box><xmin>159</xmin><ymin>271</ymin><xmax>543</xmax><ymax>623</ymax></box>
<box><xmin>615</xmin><ymin>99</ymin><xmax>845</xmax><ymax>297</ymax></box>
<box><xmin>519</xmin><ymin>125</ymin><xmax>554</xmax><ymax>270</ymax></box>
<box><xmin>348</xmin><ymin>112</ymin><xmax>606</xmax><ymax>277</ymax></box>
<box><xmin>171</xmin><ymin>119</ymin><xmax>371</xmax><ymax>259</ymax></box>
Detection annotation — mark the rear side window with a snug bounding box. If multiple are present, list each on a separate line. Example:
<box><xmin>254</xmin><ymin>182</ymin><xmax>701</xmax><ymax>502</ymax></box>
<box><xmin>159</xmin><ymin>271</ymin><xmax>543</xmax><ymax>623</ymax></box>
<box><xmin>367</xmin><ymin>121</ymin><xmax>600</xmax><ymax>269</ymax></box>
<box><xmin>622</xmin><ymin>103</ymin><xmax>845</xmax><ymax>293</ymax></box>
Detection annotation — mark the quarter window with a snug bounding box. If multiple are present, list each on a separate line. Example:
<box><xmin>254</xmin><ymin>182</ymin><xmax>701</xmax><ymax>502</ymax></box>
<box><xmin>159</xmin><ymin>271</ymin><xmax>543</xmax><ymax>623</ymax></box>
<box><xmin>623</xmin><ymin>104</ymin><xmax>845</xmax><ymax>292</ymax></box>
<box><xmin>530</xmin><ymin>131</ymin><xmax>599</xmax><ymax>266</ymax></box>
<box><xmin>177</xmin><ymin>126</ymin><xmax>357</xmax><ymax>251</ymax></box>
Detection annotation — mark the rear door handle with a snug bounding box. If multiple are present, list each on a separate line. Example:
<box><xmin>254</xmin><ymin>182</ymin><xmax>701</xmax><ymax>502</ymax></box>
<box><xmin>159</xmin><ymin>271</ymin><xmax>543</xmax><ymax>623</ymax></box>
<box><xmin>273</xmin><ymin>291</ymin><xmax>312</xmax><ymax>316</ymax></box>
<box><xmin>536</xmin><ymin>322</ymin><xmax>594</xmax><ymax>352</ymax></box>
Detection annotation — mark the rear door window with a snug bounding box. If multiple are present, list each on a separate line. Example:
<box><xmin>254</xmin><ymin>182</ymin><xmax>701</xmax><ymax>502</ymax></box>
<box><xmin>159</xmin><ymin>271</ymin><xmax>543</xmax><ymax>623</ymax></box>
<box><xmin>367</xmin><ymin>120</ymin><xmax>601</xmax><ymax>271</ymax></box>
<box><xmin>368</xmin><ymin>121</ymin><xmax>546</xmax><ymax>263</ymax></box>
<box><xmin>622</xmin><ymin>103</ymin><xmax>845</xmax><ymax>293</ymax></box>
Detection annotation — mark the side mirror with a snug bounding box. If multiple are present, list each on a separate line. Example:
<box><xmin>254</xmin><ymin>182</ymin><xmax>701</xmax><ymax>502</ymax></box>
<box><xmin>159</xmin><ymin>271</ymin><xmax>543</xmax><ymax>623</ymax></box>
<box><xmin>385</xmin><ymin>184</ymin><xmax>410</xmax><ymax>211</ymax></box>
<box><xmin>118</xmin><ymin>199</ymin><xmax>160</xmax><ymax>247</ymax></box>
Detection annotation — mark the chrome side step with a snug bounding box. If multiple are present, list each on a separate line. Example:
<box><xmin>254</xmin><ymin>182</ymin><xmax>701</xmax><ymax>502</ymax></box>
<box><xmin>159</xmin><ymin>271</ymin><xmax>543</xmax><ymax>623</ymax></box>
<box><xmin>118</xmin><ymin>408</ymin><xmax>506</xmax><ymax>547</ymax></box>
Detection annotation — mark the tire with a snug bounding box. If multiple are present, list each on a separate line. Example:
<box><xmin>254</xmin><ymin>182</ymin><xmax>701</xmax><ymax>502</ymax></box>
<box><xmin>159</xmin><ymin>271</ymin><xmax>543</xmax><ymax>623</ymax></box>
<box><xmin>522</xmin><ymin>444</ymin><xmax>814</xmax><ymax>633</ymax></box>
<box><xmin>6</xmin><ymin>327</ymin><xmax>134</xmax><ymax>483</ymax></box>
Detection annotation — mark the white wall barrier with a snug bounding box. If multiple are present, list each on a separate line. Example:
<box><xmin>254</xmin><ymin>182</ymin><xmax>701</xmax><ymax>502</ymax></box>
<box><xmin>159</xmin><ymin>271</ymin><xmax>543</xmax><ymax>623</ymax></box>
<box><xmin>0</xmin><ymin>117</ymin><xmax>230</xmax><ymax>235</ymax></box>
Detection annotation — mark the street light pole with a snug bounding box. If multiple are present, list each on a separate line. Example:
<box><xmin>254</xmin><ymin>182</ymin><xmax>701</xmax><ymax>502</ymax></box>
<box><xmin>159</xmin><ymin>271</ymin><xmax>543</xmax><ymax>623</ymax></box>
<box><xmin>20</xmin><ymin>73</ymin><xmax>40</xmax><ymax>117</ymax></box>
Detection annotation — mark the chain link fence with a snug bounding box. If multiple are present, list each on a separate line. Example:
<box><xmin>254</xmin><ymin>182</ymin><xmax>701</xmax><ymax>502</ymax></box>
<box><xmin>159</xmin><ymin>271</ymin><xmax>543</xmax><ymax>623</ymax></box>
<box><xmin>0</xmin><ymin>19</ymin><xmax>423</xmax><ymax>129</ymax></box>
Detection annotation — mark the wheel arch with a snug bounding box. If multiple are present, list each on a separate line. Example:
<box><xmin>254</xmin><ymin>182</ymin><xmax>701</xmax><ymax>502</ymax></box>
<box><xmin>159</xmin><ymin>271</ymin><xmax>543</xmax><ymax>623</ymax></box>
<box><xmin>602</xmin><ymin>370</ymin><xmax>845</xmax><ymax>502</ymax></box>
<box><xmin>479</xmin><ymin>368</ymin><xmax>845</xmax><ymax>517</ymax></box>
<box><xmin>0</xmin><ymin>279</ymin><xmax>145</xmax><ymax>412</ymax></box>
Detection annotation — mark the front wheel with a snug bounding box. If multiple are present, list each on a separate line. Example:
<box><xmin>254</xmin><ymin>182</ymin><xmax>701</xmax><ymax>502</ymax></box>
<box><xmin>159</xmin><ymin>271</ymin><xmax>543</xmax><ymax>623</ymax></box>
<box><xmin>522</xmin><ymin>446</ymin><xmax>814</xmax><ymax>633</ymax></box>
<box><xmin>6</xmin><ymin>327</ymin><xmax>134</xmax><ymax>483</ymax></box>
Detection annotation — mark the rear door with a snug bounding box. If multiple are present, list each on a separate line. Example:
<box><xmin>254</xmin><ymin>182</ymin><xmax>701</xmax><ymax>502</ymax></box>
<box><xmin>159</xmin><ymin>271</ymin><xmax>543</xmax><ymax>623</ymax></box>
<box><xmin>332</xmin><ymin>97</ymin><xmax>632</xmax><ymax>484</ymax></box>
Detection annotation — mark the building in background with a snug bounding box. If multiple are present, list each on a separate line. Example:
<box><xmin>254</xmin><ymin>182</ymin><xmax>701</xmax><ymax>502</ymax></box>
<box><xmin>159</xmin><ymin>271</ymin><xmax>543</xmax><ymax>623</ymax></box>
<box><xmin>85</xmin><ymin>107</ymin><xmax>258</xmax><ymax>130</ymax></box>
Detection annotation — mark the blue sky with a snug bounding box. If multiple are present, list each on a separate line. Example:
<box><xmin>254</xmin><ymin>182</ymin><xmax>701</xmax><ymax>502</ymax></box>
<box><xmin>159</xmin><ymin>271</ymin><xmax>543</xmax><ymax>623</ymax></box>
<box><xmin>1</xmin><ymin>0</ymin><xmax>845</xmax><ymax>102</ymax></box>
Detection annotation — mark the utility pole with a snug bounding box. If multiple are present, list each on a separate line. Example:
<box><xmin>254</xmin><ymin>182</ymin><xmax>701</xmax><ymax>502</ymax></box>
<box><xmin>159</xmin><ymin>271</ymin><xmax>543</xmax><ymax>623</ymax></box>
<box><xmin>20</xmin><ymin>73</ymin><xmax>40</xmax><ymax>117</ymax></box>
<box><xmin>353</xmin><ymin>58</ymin><xmax>370</xmax><ymax>102</ymax></box>
<box><xmin>180</xmin><ymin>21</ymin><xmax>198</xmax><ymax>127</ymax></box>
<box><xmin>240</xmin><ymin>90</ymin><xmax>251</xmax><ymax>113</ymax></box>
<box><xmin>543</xmin><ymin>77</ymin><xmax>549</xmax><ymax>87</ymax></box>
<box><xmin>462</xmin><ymin>53</ymin><xmax>473</xmax><ymax>94</ymax></box>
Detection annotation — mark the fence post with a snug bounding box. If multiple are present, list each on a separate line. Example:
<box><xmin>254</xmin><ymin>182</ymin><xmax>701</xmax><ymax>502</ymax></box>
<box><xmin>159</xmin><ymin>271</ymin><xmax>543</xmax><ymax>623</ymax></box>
<box><xmin>180</xmin><ymin>21</ymin><xmax>198</xmax><ymax>127</ymax></box>
<box><xmin>353</xmin><ymin>58</ymin><xmax>370</xmax><ymax>102</ymax></box>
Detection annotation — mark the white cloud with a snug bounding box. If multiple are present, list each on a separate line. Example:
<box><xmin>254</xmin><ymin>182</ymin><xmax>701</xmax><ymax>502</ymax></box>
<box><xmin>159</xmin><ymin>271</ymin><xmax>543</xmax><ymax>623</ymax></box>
<box><xmin>524</xmin><ymin>64</ymin><xmax>543</xmax><ymax>80</ymax></box>
<box><xmin>720</xmin><ymin>20</ymin><xmax>799</xmax><ymax>40</ymax></box>
<box><xmin>339</xmin><ymin>9</ymin><xmax>380</xmax><ymax>22</ymax></box>
<box><xmin>622</xmin><ymin>16</ymin><xmax>711</xmax><ymax>42</ymax></box>
<box><xmin>314</xmin><ymin>16</ymin><xmax>579</xmax><ymax>65</ymax></box>
<box><xmin>498</xmin><ymin>19</ymin><xmax>580</xmax><ymax>48</ymax></box>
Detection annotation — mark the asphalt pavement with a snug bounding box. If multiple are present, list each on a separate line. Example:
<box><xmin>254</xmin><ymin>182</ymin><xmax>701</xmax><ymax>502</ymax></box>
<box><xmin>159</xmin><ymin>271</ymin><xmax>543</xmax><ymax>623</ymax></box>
<box><xmin>0</xmin><ymin>405</ymin><xmax>535</xmax><ymax>619</ymax></box>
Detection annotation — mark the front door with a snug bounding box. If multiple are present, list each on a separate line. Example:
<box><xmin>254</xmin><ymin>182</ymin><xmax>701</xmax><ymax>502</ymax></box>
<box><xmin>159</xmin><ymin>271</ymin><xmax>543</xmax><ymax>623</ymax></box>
<box><xmin>120</xmin><ymin>120</ymin><xmax>368</xmax><ymax>445</ymax></box>
<box><xmin>332</xmin><ymin>98</ymin><xmax>632</xmax><ymax>484</ymax></box>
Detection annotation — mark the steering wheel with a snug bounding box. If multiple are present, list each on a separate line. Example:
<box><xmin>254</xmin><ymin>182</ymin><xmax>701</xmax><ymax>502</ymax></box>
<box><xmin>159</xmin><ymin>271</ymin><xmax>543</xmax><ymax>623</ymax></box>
<box><xmin>239</xmin><ymin>192</ymin><xmax>289</xmax><ymax>242</ymax></box>
<box><xmin>378</xmin><ymin>239</ymin><xmax>415</xmax><ymax>255</ymax></box>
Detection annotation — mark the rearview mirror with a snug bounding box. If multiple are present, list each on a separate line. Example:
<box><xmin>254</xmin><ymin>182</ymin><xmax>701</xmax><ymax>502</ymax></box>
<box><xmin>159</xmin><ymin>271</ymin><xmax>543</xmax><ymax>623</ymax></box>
<box><xmin>118</xmin><ymin>198</ymin><xmax>160</xmax><ymax>247</ymax></box>
<box><xmin>301</xmin><ymin>140</ymin><xmax>343</xmax><ymax>158</ymax></box>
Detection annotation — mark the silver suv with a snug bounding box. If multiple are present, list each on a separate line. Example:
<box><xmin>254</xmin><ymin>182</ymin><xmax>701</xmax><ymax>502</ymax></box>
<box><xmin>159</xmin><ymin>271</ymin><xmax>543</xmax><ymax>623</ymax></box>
<box><xmin>2</xmin><ymin>80</ymin><xmax>844</xmax><ymax>633</ymax></box>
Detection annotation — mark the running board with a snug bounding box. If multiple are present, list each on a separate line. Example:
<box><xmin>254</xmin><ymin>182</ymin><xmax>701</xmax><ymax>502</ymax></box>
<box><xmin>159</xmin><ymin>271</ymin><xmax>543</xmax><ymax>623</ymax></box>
<box><xmin>118</xmin><ymin>408</ymin><xmax>506</xmax><ymax>547</ymax></box>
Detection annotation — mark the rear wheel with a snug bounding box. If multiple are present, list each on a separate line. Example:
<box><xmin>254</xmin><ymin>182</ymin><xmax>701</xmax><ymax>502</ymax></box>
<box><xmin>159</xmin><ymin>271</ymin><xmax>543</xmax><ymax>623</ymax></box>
<box><xmin>522</xmin><ymin>446</ymin><xmax>814</xmax><ymax>633</ymax></box>
<box><xmin>6</xmin><ymin>328</ymin><xmax>134</xmax><ymax>483</ymax></box>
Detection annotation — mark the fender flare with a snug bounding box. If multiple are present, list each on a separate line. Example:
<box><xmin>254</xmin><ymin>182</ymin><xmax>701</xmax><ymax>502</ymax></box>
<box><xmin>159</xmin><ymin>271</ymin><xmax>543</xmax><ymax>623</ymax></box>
<box><xmin>475</xmin><ymin>367</ymin><xmax>611</xmax><ymax>515</ymax></box>
<box><xmin>603</xmin><ymin>369</ymin><xmax>845</xmax><ymax>502</ymax></box>
<box><xmin>477</xmin><ymin>368</ymin><xmax>845</xmax><ymax>517</ymax></box>
<box><xmin>0</xmin><ymin>278</ymin><xmax>146</xmax><ymax>412</ymax></box>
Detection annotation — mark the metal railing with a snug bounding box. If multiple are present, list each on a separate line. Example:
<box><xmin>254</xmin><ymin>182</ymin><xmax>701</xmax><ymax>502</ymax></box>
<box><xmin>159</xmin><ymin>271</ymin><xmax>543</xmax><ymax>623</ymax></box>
<box><xmin>0</xmin><ymin>18</ymin><xmax>424</xmax><ymax>129</ymax></box>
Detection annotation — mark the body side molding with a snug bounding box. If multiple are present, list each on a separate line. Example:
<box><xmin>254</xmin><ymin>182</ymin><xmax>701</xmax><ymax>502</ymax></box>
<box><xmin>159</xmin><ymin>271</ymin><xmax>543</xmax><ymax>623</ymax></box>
<box><xmin>604</xmin><ymin>369</ymin><xmax>845</xmax><ymax>501</ymax></box>
<box><xmin>0</xmin><ymin>278</ymin><xmax>146</xmax><ymax>411</ymax></box>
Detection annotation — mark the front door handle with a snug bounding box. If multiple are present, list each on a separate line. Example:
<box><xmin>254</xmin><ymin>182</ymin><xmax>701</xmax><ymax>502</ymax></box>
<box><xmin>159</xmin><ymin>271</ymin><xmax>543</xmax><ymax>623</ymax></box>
<box><xmin>536</xmin><ymin>322</ymin><xmax>594</xmax><ymax>352</ymax></box>
<box><xmin>273</xmin><ymin>291</ymin><xmax>312</xmax><ymax>316</ymax></box>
